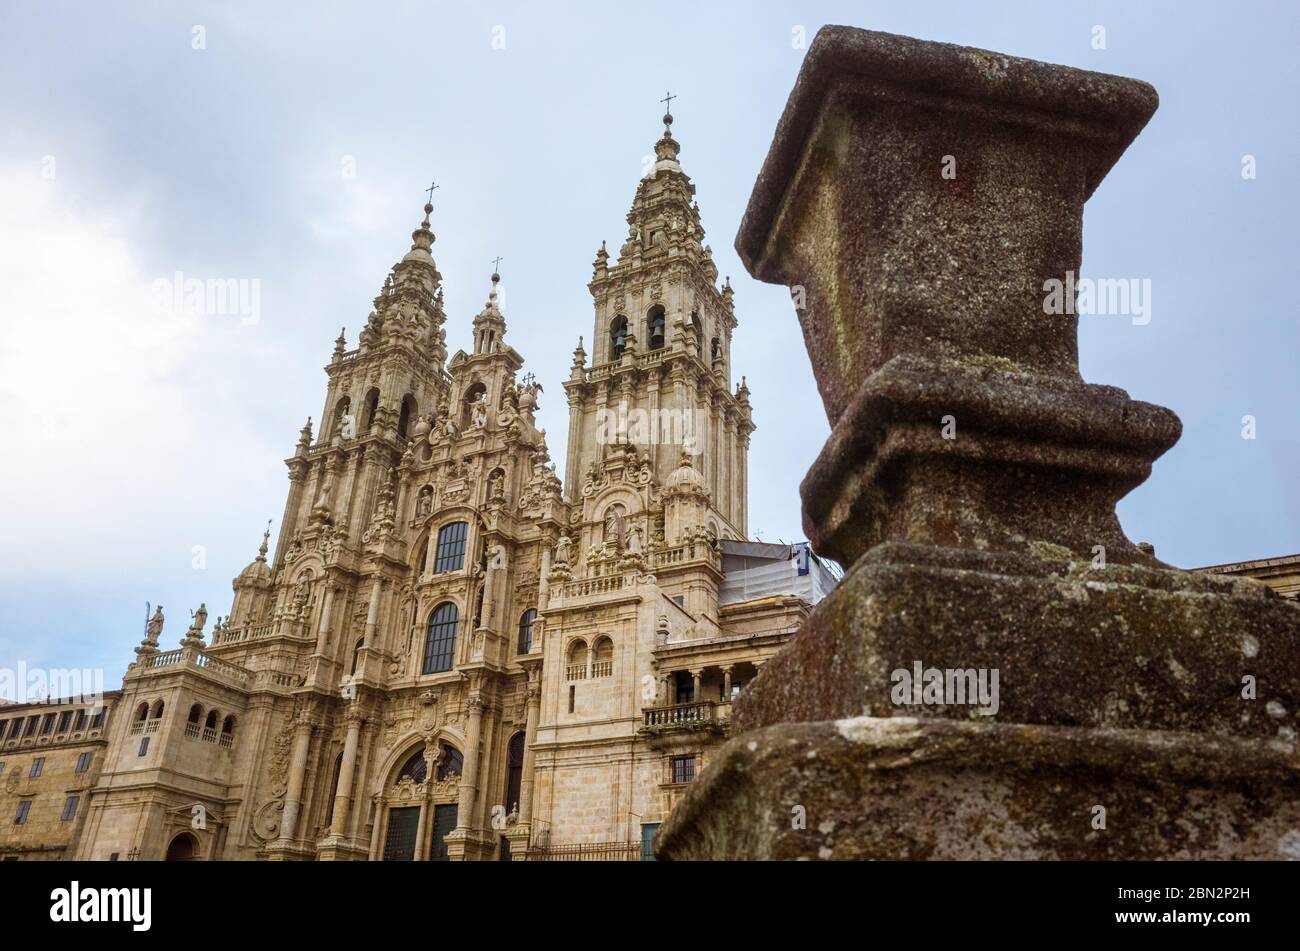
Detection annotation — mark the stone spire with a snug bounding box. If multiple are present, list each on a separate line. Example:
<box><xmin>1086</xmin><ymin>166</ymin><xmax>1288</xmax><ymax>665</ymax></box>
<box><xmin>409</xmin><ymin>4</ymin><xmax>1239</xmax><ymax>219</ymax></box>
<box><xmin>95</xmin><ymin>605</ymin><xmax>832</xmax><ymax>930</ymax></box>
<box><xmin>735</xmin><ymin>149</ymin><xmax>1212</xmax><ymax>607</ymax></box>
<box><xmin>472</xmin><ymin>268</ymin><xmax>508</xmax><ymax>355</ymax></box>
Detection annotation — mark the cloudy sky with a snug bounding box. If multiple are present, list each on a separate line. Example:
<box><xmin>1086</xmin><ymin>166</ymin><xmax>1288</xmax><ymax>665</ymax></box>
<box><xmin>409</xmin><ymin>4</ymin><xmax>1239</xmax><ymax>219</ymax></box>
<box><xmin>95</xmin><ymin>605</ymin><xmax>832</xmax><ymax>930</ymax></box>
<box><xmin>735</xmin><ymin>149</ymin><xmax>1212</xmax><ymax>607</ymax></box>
<box><xmin>1</xmin><ymin>0</ymin><xmax>1296</xmax><ymax>683</ymax></box>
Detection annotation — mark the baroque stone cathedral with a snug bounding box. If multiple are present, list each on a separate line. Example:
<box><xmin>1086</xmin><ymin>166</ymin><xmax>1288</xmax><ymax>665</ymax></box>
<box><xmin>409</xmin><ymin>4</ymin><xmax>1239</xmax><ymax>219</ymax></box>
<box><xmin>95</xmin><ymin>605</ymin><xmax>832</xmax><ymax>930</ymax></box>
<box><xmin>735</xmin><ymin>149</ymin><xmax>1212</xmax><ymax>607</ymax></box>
<box><xmin>49</xmin><ymin>113</ymin><xmax>827</xmax><ymax>861</ymax></box>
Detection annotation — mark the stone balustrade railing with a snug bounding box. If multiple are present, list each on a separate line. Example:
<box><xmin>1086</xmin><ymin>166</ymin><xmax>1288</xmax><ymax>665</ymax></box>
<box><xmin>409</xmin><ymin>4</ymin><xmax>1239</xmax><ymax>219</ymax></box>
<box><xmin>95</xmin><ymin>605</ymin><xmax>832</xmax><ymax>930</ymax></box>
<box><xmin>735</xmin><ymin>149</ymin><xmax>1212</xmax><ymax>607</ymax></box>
<box><xmin>642</xmin><ymin>701</ymin><xmax>716</xmax><ymax>728</ymax></box>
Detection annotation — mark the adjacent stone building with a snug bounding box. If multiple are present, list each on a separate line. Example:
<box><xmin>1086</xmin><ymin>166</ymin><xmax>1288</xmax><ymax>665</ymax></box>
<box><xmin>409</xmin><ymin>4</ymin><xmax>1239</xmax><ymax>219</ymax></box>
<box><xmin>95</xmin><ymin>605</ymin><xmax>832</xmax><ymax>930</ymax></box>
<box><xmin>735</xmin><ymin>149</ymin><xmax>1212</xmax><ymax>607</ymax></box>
<box><xmin>0</xmin><ymin>693</ymin><xmax>118</xmax><ymax>860</ymax></box>
<box><xmin>42</xmin><ymin>117</ymin><xmax>830</xmax><ymax>861</ymax></box>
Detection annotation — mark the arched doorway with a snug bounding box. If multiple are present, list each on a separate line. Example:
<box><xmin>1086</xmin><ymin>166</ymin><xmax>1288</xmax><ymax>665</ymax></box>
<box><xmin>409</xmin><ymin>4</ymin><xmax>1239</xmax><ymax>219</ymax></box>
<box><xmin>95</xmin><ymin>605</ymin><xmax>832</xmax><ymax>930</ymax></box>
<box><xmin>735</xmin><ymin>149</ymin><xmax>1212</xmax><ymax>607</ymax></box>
<box><xmin>165</xmin><ymin>832</ymin><xmax>197</xmax><ymax>861</ymax></box>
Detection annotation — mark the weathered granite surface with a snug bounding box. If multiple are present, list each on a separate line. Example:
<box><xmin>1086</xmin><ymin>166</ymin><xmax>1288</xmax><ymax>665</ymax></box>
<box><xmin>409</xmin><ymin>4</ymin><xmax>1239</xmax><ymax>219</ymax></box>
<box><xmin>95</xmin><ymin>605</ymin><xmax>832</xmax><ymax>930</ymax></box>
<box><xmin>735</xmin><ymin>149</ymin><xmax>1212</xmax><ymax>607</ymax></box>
<box><xmin>656</xmin><ymin>26</ymin><xmax>1300</xmax><ymax>861</ymax></box>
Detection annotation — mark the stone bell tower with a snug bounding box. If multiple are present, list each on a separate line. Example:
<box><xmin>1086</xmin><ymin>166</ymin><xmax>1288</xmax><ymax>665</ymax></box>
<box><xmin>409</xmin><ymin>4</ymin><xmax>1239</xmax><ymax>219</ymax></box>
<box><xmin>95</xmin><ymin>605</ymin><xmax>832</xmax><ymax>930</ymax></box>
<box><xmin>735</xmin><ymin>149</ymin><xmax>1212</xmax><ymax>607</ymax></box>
<box><xmin>563</xmin><ymin>108</ymin><xmax>754</xmax><ymax>542</ymax></box>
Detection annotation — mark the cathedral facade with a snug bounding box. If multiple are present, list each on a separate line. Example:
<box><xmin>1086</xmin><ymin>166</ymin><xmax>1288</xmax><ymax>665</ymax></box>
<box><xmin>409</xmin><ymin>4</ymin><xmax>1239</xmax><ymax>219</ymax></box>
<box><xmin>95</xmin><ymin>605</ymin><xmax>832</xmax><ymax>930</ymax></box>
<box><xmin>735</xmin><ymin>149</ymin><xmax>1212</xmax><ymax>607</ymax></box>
<box><xmin>41</xmin><ymin>117</ymin><xmax>824</xmax><ymax>861</ymax></box>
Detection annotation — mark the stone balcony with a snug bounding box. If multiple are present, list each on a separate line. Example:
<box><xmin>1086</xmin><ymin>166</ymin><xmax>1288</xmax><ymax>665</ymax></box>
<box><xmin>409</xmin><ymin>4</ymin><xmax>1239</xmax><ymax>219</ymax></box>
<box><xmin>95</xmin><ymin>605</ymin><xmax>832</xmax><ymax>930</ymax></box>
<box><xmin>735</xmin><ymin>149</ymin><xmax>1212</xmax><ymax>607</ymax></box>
<box><xmin>640</xmin><ymin>700</ymin><xmax>730</xmax><ymax>738</ymax></box>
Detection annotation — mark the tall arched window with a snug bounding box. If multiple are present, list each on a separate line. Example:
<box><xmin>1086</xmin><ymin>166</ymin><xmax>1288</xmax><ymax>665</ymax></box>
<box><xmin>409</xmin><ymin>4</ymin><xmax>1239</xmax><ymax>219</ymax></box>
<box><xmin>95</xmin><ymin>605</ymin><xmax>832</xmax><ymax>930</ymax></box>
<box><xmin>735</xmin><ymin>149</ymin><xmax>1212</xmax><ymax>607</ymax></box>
<box><xmin>647</xmin><ymin>305</ymin><xmax>666</xmax><ymax>350</ymax></box>
<box><xmin>433</xmin><ymin>522</ymin><xmax>469</xmax><ymax>573</ymax></box>
<box><xmin>592</xmin><ymin>636</ymin><xmax>614</xmax><ymax>678</ymax></box>
<box><xmin>710</xmin><ymin>336</ymin><xmax>721</xmax><ymax>364</ymax></box>
<box><xmin>517</xmin><ymin>608</ymin><xmax>536</xmax><ymax>655</ymax></box>
<box><xmin>505</xmin><ymin>732</ymin><xmax>525</xmax><ymax>814</ymax></box>
<box><xmin>610</xmin><ymin>314</ymin><xmax>628</xmax><ymax>359</ymax></box>
<box><xmin>150</xmin><ymin>700</ymin><xmax>165</xmax><ymax>719</ymax></box>
<box><xmin>351</xmin><ymin>637</ymin><xmax>365</xmax><ymax>675</ymax></box>
<box><xmin>398</xmin><ymin>394</ymin><xmax>418</xmax><ymax>440</ymax></box>
<box><xmin>422</xmin><ymin>602</ymin><xmax>459</xmax><ymax>674</ymax></box>
<box><xmin>362</xmin><ymin>387</ymin><xmax>381</xmax><ymax>433</ymax></box>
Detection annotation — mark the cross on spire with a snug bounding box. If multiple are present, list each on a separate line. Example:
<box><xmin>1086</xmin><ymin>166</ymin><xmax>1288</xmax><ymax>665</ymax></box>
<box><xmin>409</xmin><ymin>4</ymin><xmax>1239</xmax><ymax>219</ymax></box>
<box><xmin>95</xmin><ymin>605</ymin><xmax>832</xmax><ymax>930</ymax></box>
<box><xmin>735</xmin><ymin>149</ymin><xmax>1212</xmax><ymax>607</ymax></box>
<box><xmin>661</xmin><ymin>91</ymin><xmax>675</xmax><ymax>114</ymax></box>
<box><xmin>492</xmin><ymin>255</ymin><xmax>504</xmax><ymax>274</ymax></box>
<box><xmin>424</xmin><ymin>180</ymin><xmax>439</xmax><ymax>204</ymax></box>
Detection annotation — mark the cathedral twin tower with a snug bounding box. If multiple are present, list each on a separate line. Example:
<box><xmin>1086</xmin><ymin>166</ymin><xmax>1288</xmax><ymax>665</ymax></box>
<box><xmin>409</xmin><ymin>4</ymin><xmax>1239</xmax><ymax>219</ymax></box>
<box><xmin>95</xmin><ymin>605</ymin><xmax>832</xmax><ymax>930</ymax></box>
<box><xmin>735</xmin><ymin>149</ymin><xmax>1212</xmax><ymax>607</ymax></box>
<box><xmin>66</xmin><ymin>115</ymin><xmax>806</xmax><ymax>863</ymax></box>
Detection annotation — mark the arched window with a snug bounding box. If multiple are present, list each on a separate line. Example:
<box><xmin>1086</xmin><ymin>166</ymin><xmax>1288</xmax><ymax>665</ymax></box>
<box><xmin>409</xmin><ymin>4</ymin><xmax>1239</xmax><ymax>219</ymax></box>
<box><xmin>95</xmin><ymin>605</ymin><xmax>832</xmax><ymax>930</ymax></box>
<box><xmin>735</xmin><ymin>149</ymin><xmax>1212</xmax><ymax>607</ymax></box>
<box><xmin>135</xmin><ymin>702</ymin><xmax>149</xmax><ymax>722</ymax></box>
<box><xmin>187</xmin><ymin>704</ymin><xmax>203</xmax><ymax>724</ymax></box>
<box><xmin>351</xmin><ymin>637</ymin><xmax>365</xmax><ymax>676</ymax></box>
<box><xmin>397</xmin><ymin>748</ymin><xmax>428</xmax><ymax>784</ymax></box>
<box><xmin>517</xmin><ymin>608</ymin><xmax>536</xmax><ymax>655</ymax></box>
<box><xmin>592</xmin><ymin>636</ymin><xmax>614</xmax><ymax>677</ymax></box>
<box><xmin>422</xmin><ymin>602</ymin><xmax>459</xmax><ymax>674</ymax></box>
<box><xmin>362</xmin><ymin>387</ymin><xmax>380</xmax><ymax>433</ymax></box>
<box><xmin>222</xmin><ymin>715</ymin><xmax>235</xmax><ymax>735</ymax></box>
<box><xmin>436</xmin><ymin>744</ymin><xmax>463</xmax><ymax>781</ymax></box>
<box><xmin>647</xmin><ymin>305</ymin><xmax>666</xmax><ymax>350</ymax></box>
<box><xmin>398</xmin><ymin>394</ymin><xmax>418</xmax><ymax>440</ymax></box>
<box><xmin>433</xmin><ymin>522</ymin><xmax>469</xmax><ymax>573</ymax></box>
<box><xmin>150</xmin><ymin>700</ymin><xmax>164</xmax><ymax>719</ymax></box>
<box><xmin>505</xmin><ymin>733</ymin><xmax>525</xmax><ymax>814</ymax></box>
<box><xmin>566</xmin><ymin>639</ymin><xmax>588</xmax><ymax>680</ymax></box>
<box><xmin>610</xmin><ymin>314</ymin><xmax>628</xmax><ymax>359</ymax></box>
<box><xmin>205</xmin><ymin>710</ymin><xmax>218</xmax><ymax>731</ymax></box>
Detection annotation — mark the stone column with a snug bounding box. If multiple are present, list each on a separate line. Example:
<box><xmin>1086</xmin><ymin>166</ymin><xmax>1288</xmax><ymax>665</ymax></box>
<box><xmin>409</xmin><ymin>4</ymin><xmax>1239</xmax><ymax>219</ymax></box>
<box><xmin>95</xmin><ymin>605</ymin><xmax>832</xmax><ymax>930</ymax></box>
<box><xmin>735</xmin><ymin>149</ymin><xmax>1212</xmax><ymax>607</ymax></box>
<box><xmin>278</xmin><ymin>717</ymin><xmax>313</xmax><ymax>845</ymax></box>
<box><xmin>363</xmin><ymin>577</ymin><xmax>383</xmax><ymax>646</ymax></box>
<box><xmin>722</xmin><ymin>666</ymin><xmax>733</xmax><ymax>701</ymax></box>
<box><xmin>656</xmin><ymin>25</ymin><xmax>1300</xmax><ymax>862</ymax></box>
<box><xmin>517</xmin><ymin>680</ymin><xmax>542</xmax><ymax>823</ymax></box>
<box><xmin>315</xmin><ymin>584</ymin><xmax>335</xmax><ymax>654</ymax></box>
<box><xmin>329</xmin><ymin>709</ymin><xmax>362</xmax><ymax>837</ymax></box>
<box><xmin>455</xmin><ymin>696</ymin><xmax>485</xmax><ymax>831</ymax></box>
<box><xmin>367</xmin><ymin>795</ymin><xmax>384</xmax><ymax>860</ymax></box>
<box><xmin>691</xmin><ymin>670</ymin><xmax>702</xmax><ymax>703</ymax></box>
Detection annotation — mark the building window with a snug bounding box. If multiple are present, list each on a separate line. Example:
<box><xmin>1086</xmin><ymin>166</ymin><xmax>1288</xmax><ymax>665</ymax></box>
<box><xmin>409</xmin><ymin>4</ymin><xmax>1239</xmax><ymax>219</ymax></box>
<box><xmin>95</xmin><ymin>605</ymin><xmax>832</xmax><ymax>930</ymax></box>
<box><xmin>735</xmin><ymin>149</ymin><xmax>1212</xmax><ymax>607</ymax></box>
<box><xmin>61</xmin><ymin>795</ymin><xmax>80</xmax><ymax>822</ymax></box>
<box><xmin>40</xmin><ymin>713</ymin><xmax>55</xmax><ymax>735</ymax></box>
<box><xmin>75</xmin><ymin>752</ymin><xmax>92</xmax><ymax>774</ymax></box>
<box><xmin>138</xmin><ymin>737</ymin><xmax>150</xmax><ymax>757</ymax></box>
<box><xmin>568</xmin><ymin>685</ymin><xmax>575</xmax><ymax>714</ymax></box>
<box><xmin>517</xmin><ymin>609</ymin><xmax>536</xmax><ymax>655</ymax></box>
<box><xmin>670</xmin><ymin>755</ymin><xmax>696</xmax><ymax>785</ymax></box>
<box><xmin>433</xmin><ymin>522</ymin><xmax>469</xmax><ymax>573</ymax></box>
<box><xmin>14</xmin><ymin>801</ymin><xmax>31</xmax><ymax>825</ymax></box>
<box><xmin>89</xmin><ymin>709</ymin><xmax>106</xmax><ymax>729</ymax></box>
<box><xmin>436</xmin><ymin>744</ymin><xmax>463</xmax><ymax>782</ymax></box>
<box><xmin>648</xmin><ymin>305</ymin><xmax>666</xmax><ymax>350</ymax></box>
<box><xmin>591</xmin><ymin>636</ymin><xmax>614</xmax><ymax>677</ymax></box>
<box><xmin>57</xmin><ymin>711</ymin><xmax>73</xmax><ymax>732</ymax></box>
<box><xmin>505</xmin><ymin>732</ymin><xmax>525</xmax><ymax>814</ymax></box>
<box><xmin>641</xmin><ymin>822</ymin><xmax>661</xmax><ymax>861</ymax></box>
<box><xmin>422</xmin><ymin>602</ymin><xmax>459</xmax><ymax>674</ymax></box>
<box><xmin>23</xmin><ymin>716</ymin><xmax>38</xmax><ymax>737</ymax></box>
<box><xmin>29</xmin><ymin>757</ymin><xmax>44</xmax><ymax>778</ymax></box>
<box><xmin>675</xmin><ymin>670</ymin><xmax>694</xmax><ymax>704</ymax></box>
<box><xmin>610</xmin><ymin>314</ymin><xmax>629</xmax><ymax>359</ymax></box>
<box><xmin>73</xmin><ymin>710</ymin><xmax>87</xmax><ymax>732</ymax></box>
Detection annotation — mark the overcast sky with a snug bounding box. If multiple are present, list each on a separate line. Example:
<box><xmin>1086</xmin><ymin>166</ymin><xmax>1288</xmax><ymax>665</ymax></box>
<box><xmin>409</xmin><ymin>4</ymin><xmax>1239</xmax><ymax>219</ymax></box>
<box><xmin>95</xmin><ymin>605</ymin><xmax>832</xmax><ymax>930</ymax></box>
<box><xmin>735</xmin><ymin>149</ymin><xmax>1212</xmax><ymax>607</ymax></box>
<box><xmin>1</xmin><ymin>0</ymin><xmax>1296</xmax><ymax>682</ymax></box>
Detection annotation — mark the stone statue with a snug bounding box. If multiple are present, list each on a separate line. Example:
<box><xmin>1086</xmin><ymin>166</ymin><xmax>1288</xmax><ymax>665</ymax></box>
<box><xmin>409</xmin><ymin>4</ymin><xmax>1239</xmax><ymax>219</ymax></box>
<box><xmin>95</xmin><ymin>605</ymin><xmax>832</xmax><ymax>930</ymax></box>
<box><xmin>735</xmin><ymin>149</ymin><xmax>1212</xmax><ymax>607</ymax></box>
<box><xmin>416</xmin><ymin>488</ymin><xmax>433</xmax><ymax>517</ymax></box>
<box><xmin>443</xmin><ymin>414</ymin><xmax>459</xmax><ymax>439</ymax></box>
<box><xmin>627</xmin><ymin>524</ymin><xmax>643</xmax><ymax>555</ymax></box>
<box><xmin>340</xmin><ymin>413</ymin><xmax>356</xmax><ymax>440</ymax></box>
<box><xmin>554</xmin><ymin>533</ymin><xmax>573</xmax><ymax>565</ymax></box>
<box><xmin>604</xmin><ymin>507</ymin><xmax>625</xmax><ymax>549</ymax></box>
<box><xmin>488</xmin><ymin>471</ymin><xmax>505</xmax><ymax>500</ymax></box>
<box><xmin>146</xmin><ymin>606</ymin><xmax>165</xmax><ymax>641</ymax></box>
<box><xmin>469</xmin><ymin>392</ymin><xmax>489</xmax><ymax>429</ymax></box>
<box><xmin>191</xmin><ymin>603</ymin><xmax>208</xmax><ymax>634</ymax></box>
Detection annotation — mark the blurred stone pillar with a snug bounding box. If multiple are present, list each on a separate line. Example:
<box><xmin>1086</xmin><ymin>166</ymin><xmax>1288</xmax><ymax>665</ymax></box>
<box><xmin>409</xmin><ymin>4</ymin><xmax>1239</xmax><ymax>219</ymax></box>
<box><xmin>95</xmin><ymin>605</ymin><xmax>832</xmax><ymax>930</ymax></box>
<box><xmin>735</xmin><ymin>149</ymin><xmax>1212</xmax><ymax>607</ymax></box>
<box><xmin>657</xmin><ymin>26</ymin><xmax>1300</xmax><ymax>861</ymax></box>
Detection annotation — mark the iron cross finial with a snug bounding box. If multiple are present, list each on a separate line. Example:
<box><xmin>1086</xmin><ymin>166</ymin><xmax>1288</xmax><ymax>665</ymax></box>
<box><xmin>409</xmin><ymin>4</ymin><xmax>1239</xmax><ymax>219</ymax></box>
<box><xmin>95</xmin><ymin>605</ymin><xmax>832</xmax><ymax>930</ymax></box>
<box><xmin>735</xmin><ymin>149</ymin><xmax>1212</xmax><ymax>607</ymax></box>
<box><xmin>661</xmin><ymin>91</ymin><xmax>676</xmax><ymax>113</ymax></box>
<box><xmin>424</xmin><ymin>180</ymin><xmax>439</xmax><ymax>204</ymax></box>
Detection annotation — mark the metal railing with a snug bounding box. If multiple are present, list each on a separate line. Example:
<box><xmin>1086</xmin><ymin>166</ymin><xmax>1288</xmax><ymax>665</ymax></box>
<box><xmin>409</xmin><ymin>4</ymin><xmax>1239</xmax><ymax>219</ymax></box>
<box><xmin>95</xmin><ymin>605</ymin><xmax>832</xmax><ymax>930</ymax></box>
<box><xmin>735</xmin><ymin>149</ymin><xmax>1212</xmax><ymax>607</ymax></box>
<box><xmin>529</xmin><ymin>841</ymin><xmax>642</xmax><ymax>862</ymax></box>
